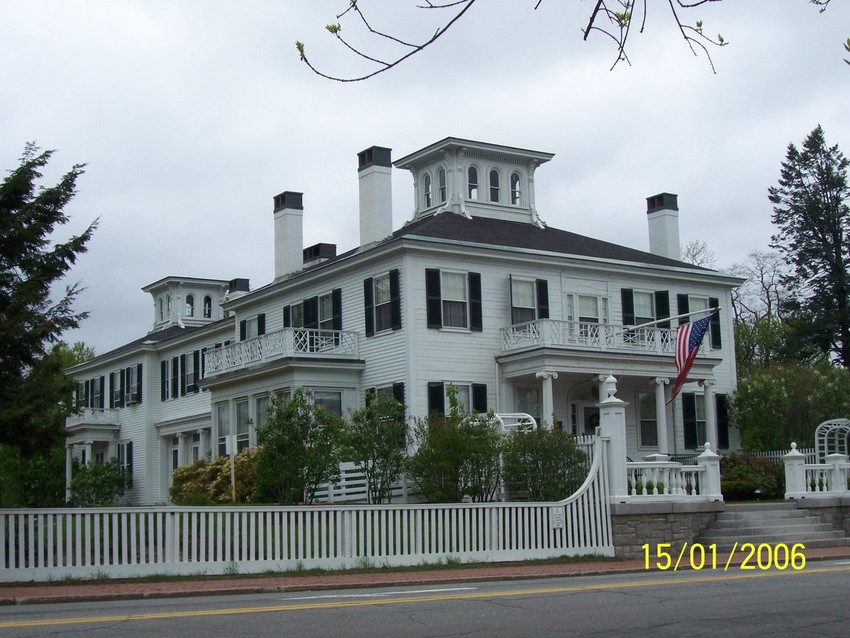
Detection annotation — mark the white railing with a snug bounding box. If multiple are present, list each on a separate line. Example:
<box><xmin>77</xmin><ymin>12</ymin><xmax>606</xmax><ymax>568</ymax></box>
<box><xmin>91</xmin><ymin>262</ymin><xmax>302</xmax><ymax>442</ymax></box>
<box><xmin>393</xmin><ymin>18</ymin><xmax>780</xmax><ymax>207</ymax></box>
<box><xmin>501</xmin><ymin>319</ymin><xmax>686</xmax><ymax>355</ymax></box>
<box><xmin>0</xmin><ymin>440</ymin><xmax>613</xmax><ymax>582</ymax></box>
<box><xmin>65</xmin><ymin>408</ymin><xmax>120</xmax><ymax>428</ymax></box>
<box><xmin>204</xmin><ymin>328</ymin><xmax>360</xmax><ymax>377</ymax></box>
<box><xmin>490</xmin><ymin>413</ymin><xmax>537</xmax><ymax>433</ymax></box>
<box><xmin>626</xmin><ymin>462</ymin><xmax>706</xmax><ymax>498</ymax></box>
<box><xmin>313</xmin><ymin>462</ymin><xmax>409</xmax><ymax>504</ymax></box>
<box><xmin>785</xmin><ymin>443</ymin><xmax>850</xmax><ymax>498</ymax></box>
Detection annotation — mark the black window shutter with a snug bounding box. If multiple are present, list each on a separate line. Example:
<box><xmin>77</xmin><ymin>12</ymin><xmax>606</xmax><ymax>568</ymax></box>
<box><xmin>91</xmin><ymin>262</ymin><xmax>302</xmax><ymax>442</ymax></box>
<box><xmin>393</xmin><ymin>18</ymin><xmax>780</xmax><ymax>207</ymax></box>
<box><xmin>200</xmin><ymin>348</ymin><xmax>207</xmax><ymax>382</ymax></box>
<box><xmin>389</xmin><ymin>269</ymin><xmax>402</xmax><ymax>331</ymax></box>
<box><xmin>677</xmin><ymin>294</ymin><xmax>690</xmax><ymax>324</ymax></box>
<box><xmin>427</xmin><ymin>382</ymin><xmax>445</xmax><ymax>416</ymax></box>
<box><xmin>365</xmin><ymin>387</ymin><xmax>376</xmax><ymax>407</ymax></box>
<box><xmin>363</xmin><ymin>278</ymin><xmax>375</xmax><ymax>337</ymax></box>
<box><xmin>118</xmin><ymin>369</ymin><xmax>126</xmax><ymax>408</ymax></box>
<box><xmin>655</xmin><ymin>291</ymin><xmax>670</xmax><ymax>328</ymax></box>
<box><xmin>393</xmin><ymin>382</ymin><xmax>405</xmax><ymax>407</ymax></box>
<box><xmin>126</xmin><ymin>441</ymin><xmax>134</xmax><ymax>487</ymax></box>
<box><xmin>469</xmin><ymin>272</ymin><xmax>482</xmax><ymax>332</ymax></box>
<box><xmin>472</xmin><ymin>383</ymin><xmax>487</xmax><ymax>413</ymax></box>
<box><xmin>304</xmin><ymin>296</ymin><xmax>319</xmax><ymax>329</ymax></box>
<box><xmin>621</xmin><ymin>289</ymin><xmax>635</xmax><ymax>325</ymax></box>
<box><xmin>257</xmin><ymin>313</ymin><xmax>266</xmax><ymax>336</ymax></box>
<box><xmin>425</xmin><ymin>269</ymin><xmax>442</xmax><ymax>329</ymax></box>
<box><xmin>110</xmin><ymin>372</ymin><xmax>117</xmax><ymax>408</ymax></box>
<box><xmin>716</xmin><ymin>393</ymin><xmax>729</xmax><ymax>449</ymax></box>
<box><xmin>239</xmin><ymin>319</ymin><xmax>247</xmax><ymax>341</ymax></box>
<box><xmin>332</xmin><ymin>288</ymin><xmax>342</xmax><ymax>331</ymax></box>
<box><xmin>536</xmin><ymin>279</ymin><xmax>549</xmax><ymax>319</ymax></box>
<box><xmin>682</xmin><ymin>393</ymin><xmax>698</xmax><ymax>449</ymax></box>
<box><xmin>709</xmin><ymin>297</ymin><xmax>721</xmax><ymax>347</ymax></box>
<box><xmin>283</xmin><ymin>305</ymin><xmax>291</xmax><ymax>328</ymax></box>
<box><xmin>136</xmin><ymin>363</ymin><xmax>143</xmax><ymax>404</ymax></box>
<box><xmin>180</xmin><ymin>354</ymin><xmax>187</xmax><ymax>396</ymax></box>
<box><xmin>99</xmin><ymin>376</ymin><xmax>105</xmax><ymax>408</ymax></box>
<box><xmin>192</xmin><ymin>350</ymin><xmax>200</xmax><ymax>392</ymax></box>
<box><xmin>160</xmin><ymin>361</ymin><xmax>168</xmax><ymax>401</ymax></box>
<box><xmin>84</xmin><ymin>379</ymin><xmax>91</xmax><ymax>408</ymax></box>
<box><xmin>171</xmin><ymin>357</ymin><xmax>179</xmax><ymax>399</ymax></box>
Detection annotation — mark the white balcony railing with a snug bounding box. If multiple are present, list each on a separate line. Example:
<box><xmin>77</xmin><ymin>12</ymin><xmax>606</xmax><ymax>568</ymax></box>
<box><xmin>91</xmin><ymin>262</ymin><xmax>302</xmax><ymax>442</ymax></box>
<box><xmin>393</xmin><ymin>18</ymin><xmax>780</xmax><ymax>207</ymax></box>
<box><xmin>204</xmin><ymin>328</ymin><xmax>360</xmax><ymax>377</ymax></box>
<box><xmin>501</xmin><ymin>319</ymin><xmax>687</xmax><ymax>355</ymax></box>
<box><xmin>65</xmin><ymin>408</ymin><xmax>120</xmax><ymax>429</ymax></box>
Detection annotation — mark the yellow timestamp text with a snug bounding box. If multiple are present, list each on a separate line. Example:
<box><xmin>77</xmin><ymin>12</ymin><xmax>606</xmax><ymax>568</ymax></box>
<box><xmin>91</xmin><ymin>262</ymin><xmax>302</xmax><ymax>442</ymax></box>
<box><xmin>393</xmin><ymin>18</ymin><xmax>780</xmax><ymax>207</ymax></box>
<box><xmin>642</xmin><ymin>542</ymin><xmax>807</xmax><ymax>572</ymax></box>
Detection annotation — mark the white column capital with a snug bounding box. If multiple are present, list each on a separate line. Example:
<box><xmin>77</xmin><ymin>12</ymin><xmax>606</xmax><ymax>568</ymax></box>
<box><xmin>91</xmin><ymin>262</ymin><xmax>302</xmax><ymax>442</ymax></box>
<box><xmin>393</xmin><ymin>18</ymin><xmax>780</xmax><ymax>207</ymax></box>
<box><xmin>653</xmin><ymin>377</ymin><xmax>670</xmax><ymax>386</ymax></box>
<box><xmin>535</xmin><ymin>370</ymin><xmax>559</xmax><ymax>381</ymax></box>
<box><xmin>700</xmin><ymin>379</ymin><xmax>717</xmax><ymax>389</ymax></box>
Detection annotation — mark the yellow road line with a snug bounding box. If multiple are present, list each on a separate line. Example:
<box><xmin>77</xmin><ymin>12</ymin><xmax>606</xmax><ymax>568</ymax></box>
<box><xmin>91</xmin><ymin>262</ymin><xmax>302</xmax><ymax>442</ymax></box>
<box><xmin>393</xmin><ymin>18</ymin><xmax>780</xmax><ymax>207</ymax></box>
<box><xmin>3</xmin><ymin>565</ymin><xmax>849</xmax><ymax>630</ymax></box>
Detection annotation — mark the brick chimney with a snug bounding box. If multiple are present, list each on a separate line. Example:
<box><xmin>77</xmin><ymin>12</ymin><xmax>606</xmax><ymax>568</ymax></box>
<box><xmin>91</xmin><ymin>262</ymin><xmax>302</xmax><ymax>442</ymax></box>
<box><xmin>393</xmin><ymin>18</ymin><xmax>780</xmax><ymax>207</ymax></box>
<box><xmin>273</xmin><ymin>191</ymin><xmax>304</xmax><ymax>278</ymax></box>
<box><xmin>646</xmin><ymin>193</ymin><xmax>680</xmax><ymax>260</ymax></box>
<box><xmin>358</xmin><ymin>146</ymin><xmax>393</xmax><ymax>246</ymax></box>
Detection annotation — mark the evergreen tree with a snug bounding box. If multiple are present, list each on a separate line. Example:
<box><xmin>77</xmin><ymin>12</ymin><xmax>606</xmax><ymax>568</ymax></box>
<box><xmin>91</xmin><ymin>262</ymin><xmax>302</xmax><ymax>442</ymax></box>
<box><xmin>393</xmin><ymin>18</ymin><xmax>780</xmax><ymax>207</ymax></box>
<box><xmin>769</xmin><ymin>126</ymin><xmax>850</xmax><ymax>367</ymax></box>
<box><xmin>0</xmin><ymin>144</ymin><xmax>96</xmax><ymax>455</ymax></box>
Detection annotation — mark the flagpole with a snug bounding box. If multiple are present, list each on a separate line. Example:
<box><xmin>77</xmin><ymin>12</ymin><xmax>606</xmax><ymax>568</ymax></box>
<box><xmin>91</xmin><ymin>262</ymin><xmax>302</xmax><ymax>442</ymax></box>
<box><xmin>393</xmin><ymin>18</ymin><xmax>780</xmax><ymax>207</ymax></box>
<box><xmin>624</xmin><ymin>306</ymin><xmax>719</xmax><ymax>332</ymax></box>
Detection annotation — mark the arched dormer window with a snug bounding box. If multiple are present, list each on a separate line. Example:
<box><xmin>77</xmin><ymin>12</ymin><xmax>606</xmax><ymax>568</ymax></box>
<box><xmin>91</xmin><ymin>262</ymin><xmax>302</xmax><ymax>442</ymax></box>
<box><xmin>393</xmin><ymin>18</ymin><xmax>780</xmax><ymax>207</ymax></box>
<box><xmin>510</xmin><ymin>172</ymin><xmax>522</xmax><ymax>205</ymax></box>
<box><xmin>166</xmin><ymin>294</ymin><xmax>172</xmax><ymax>317</ymax></box>
<box><xmin>467</xmin><ymin>166</ymin><xmax>479</xmax><ymax>199</ymax></box>
<box><xmin>158</xmin><ymin>297</ymin><xmax>164</xmax><ymax>322</ymax></box>
<box><xmin>438</xmin><ymin>168</ymin><xmax>447</xmax><ymax>203</ymax></box>
<box><xmin>185</xmin><ymin>294</ymin><xmax>195</xmax><ymax>317</ymax></box>
<box><xmin>489</xmin><ymin>169</ymin><xmax>500</xmax><ymax>203</ymax></box>
<box><xmin>203</xmin><ymin>296</ymin><xmax>213</xmax><ymax>319</ymax></box>
<box><xmin>423</xmin><ymin>173</ymin><xmax>432</xmax><ymax>208</ymax></box>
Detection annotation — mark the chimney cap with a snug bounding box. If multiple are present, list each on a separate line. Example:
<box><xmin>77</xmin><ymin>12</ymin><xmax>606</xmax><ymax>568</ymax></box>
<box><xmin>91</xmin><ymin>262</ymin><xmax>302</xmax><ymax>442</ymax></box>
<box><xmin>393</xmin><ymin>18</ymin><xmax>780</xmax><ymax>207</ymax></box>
<box><xmin>358</xmin><ymin>146</ymin><xmax>392</xmax><ymax>171</ymax></box>
<box><xmin>646</xmin><ymin>193</ymin><xmax>678</xmax><ymax>214</ymax></box>
<box><xmin>303</xmin><ymin>242</ymin><xmax>337</xmax><ymax>263</ymax></box>
<box><xmin>228</xmin><ymin>278</ymin><xmax>250</xmax><ymax>293</ymax></box>
<box><xmin>273</xmin><ymin>191</ymin><xmax>303</xmax><ymax>212</ymax></box>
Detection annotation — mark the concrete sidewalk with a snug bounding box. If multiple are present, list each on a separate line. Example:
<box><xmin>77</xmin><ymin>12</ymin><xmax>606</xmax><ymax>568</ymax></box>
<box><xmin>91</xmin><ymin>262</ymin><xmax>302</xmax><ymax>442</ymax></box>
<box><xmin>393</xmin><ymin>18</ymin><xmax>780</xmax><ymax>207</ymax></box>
<box><xmin>3</xmin><ymin>546</ymin><xmax>849</xmax><ymax>606</ymax></box>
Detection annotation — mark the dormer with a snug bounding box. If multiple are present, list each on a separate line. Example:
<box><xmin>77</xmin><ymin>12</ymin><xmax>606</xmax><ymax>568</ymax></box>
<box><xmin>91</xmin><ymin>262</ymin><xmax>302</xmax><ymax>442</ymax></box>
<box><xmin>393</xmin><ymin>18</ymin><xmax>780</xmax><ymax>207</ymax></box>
<box><xmin>142</xmin><ymin>276</ymin><xmax>234</xmax><ymax>332</ymax></box>
<box><xmin>394</xmin><ymin>137</ymin><xmax>553</xmax><ymax>227</ymax></box>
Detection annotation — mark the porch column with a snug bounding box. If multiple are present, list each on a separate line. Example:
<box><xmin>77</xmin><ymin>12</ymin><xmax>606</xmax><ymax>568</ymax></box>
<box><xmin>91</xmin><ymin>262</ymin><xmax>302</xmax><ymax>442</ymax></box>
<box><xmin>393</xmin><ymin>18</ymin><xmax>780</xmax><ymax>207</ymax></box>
<box><xmin>65</xmin><ymin>444</ymin><xmax>74</xmax><ymax>501</ymax></box>
<box><xmin>177</xmin><ymin>433</ymin><xmax>186</xmax><ymax>467</ymax></box>
<box><xmin>701</xmin><ymin>380</ymin><xmax>718</xmax><ymax>450</ymax></box>
<box><xmin>83</xmin><ymin>440</ymin><xmax>93</xmax><ymax>466</ymax></box>
<box><xmin>535</xmin><ymin>370</ymin><xmax>558</xmax><ymax>430</ymax></box>
<box><xmin>198</xmin><ymin>428</ymin><xmax>209</xmax><ymax>460</ymax></box>
<box><xmin>654</xmin><ymin>377</ymin><xmax>670</xmax><ymax>455</ymax></box>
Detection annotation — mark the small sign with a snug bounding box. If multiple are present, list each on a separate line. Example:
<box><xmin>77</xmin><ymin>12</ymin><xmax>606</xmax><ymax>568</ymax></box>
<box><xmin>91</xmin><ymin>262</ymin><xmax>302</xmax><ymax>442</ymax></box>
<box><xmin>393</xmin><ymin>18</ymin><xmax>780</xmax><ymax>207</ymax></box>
<box><xmin>551</xmin><ymin>506</ymin><xmax>565</xmax><ymax>529</ymax></box>
<box><xmin>225</xmin><ymin>434</ymin><xmax>238</xmax><ymax>456</ymax></box>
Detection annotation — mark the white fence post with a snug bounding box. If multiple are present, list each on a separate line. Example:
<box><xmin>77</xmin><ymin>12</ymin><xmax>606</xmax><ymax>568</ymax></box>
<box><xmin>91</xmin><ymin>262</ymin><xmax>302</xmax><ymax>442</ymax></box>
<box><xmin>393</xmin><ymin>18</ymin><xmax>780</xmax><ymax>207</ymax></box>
<box><xmin>597</xmin><ymin>374</ymin><xmax>629</xmax><ymax>500</ymax></box>
<box><xmin>697</xmin><ymin>443</ymin><xmax>723</xmax><ymax>500</ymax></box>
<box><xmin>784</xmin><ymin>442</ymin><xmax>808</xmax><ymax>499</ymax></box>
<box><xmin>825</xmin><ymin>453</ymin><xmax>849</xmax><ymax>494</ymax></box>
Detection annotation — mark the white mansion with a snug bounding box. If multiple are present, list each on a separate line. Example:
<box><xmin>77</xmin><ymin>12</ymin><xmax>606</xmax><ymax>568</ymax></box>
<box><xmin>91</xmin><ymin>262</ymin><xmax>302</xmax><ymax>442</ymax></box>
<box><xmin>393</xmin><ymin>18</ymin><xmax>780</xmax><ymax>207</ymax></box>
<box><xmin>66</xmin><ymin>138</ymin><xmax>742</xmax><ymax>504</ymax></box>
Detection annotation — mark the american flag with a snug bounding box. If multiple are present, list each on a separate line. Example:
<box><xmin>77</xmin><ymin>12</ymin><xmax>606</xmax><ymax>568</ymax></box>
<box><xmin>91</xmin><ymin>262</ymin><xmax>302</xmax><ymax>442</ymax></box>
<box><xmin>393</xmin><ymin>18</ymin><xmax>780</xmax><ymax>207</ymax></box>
<box><xmin>669</xmin><ymin>314</ymin><xmax>713</xmax><ymax>403</ymax></box>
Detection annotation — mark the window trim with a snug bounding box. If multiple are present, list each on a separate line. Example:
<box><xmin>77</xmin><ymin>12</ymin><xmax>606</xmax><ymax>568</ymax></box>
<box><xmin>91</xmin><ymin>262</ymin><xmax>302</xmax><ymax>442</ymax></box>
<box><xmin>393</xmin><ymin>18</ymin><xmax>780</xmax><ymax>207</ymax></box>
<box><xmin>364</xmin><ymin>271</ymin><xmax>400</xmax><ymax>337</ymax></box>
<box><xmin>637</xmin><ymin>390</ymin><xmax>658</xmax><ymax>449</ymax></box>
<box><xmin>426</xmin><ymin>269</ymin><xmax>482</xmax><ymax>332</ymax></box>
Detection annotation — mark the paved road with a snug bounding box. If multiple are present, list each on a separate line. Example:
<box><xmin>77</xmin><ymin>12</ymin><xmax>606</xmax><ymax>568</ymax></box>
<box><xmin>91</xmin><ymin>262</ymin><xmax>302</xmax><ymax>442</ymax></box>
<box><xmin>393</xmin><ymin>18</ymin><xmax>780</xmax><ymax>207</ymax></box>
<box><xmin>2</xmin><ymin>560</ymin><xmax>850</xmax><ymax>637</ymax></box>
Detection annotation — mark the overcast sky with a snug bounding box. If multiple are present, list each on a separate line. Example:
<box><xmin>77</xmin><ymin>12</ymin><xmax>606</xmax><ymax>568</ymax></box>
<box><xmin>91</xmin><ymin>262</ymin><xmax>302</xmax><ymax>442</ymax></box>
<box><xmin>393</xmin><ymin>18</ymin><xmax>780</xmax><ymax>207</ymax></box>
<box><xmin>3</xmin><ymin>1</ymin><xmax>849</xmax><ymax>355</ymax></box>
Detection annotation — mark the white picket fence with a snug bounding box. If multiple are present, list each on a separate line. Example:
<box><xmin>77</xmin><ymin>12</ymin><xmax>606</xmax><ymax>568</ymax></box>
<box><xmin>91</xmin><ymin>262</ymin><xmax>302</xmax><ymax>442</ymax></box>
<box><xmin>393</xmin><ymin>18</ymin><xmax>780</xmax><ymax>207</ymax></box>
<box><xmin>0</xmin><ymin>438</ymin><xmax>613</xmax><ymax>582</ymax></box>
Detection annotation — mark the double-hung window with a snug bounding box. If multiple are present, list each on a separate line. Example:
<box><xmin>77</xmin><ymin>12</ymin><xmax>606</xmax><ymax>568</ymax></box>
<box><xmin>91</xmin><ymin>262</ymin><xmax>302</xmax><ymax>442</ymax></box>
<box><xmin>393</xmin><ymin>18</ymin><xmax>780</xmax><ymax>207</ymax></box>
<box><xmin>510</xmin><ymin>277</ymin><xmax>549</xmax><ymax>325</ymax></box>
<box><xmin>364</xmin><ymin>271</ymin><xmax>401</xmax><ymax>336</ymax></box>
<box><xmin>236</xmin><ymin>400</ymin><xmax>250</xmax><ymax>453</ymax></box>
<box><xmin>423</xmin><ymin>173</ymin><xmax>432</xmax><ymax>208</ymax></box>
<box><xmin>313</xmin><ymin>390</ymin><xmax>343</xmax><ymax>417</ymax></box>
<box><xmin>638</xmin><ymin>391</ymin><xmax>658</xmax><ymax>448</ymax></box>
<box><xmin>427</xmin><ymin>382</ymin><xmax>487</xmax><ymax>416</ymax></box>
<box><xmin>426</xmin><ymin>269</ymin><xmax>482</xmax><ymax>331</ymax></box>
<box><xmin>319</xmin><ymin>292</ymin><xmax>335</xmax><ymax>331</ymax></box>
<box><xmin>239</xmin><ymin>314</ymin><xmax>265</xmax><ymax>341</ymax></box>
<box><xmin>216</xmin><ymin>403</ymin><xmax>230</xmax><ymax>457</ymax></box>
<box><xmin>677</xmin><ymin>294</ymin><xmax>722</xmax><ymax>348</ymax></box>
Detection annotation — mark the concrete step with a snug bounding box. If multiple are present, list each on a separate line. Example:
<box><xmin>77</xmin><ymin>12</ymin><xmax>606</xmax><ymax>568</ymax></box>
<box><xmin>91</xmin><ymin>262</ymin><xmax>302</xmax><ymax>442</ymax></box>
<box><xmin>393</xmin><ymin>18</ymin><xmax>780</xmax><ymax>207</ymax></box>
<box><xmin>695</xmin><ymin>503</ymin><xmax>850</xmax><ymax>550</ymax></box>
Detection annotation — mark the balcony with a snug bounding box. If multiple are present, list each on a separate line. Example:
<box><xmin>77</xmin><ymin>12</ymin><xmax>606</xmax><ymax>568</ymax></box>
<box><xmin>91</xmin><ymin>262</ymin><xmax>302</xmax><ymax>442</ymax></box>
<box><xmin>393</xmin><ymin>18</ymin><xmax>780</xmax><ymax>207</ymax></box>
<box><xmin>501</xmin><ymin>319</ymin><xmax>696</xmax><ymax>356</ymax></box>
<box><xmin>204</xmin><ymin>328</ymin><xmax>361</xmax><ymax>378</ymax></box>
<box><xmin>65</xmin><ymin>408</ymin><xmax>119</xmax><ymax>430</ymax></box>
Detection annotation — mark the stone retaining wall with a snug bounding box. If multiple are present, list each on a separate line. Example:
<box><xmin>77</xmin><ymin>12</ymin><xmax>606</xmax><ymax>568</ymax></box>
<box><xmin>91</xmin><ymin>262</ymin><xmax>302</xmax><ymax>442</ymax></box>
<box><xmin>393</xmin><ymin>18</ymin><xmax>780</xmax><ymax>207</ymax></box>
<box><xmin>610</xmin><ymin>501</ymin><xmax>725</xmax><ymax>559</ymax></box>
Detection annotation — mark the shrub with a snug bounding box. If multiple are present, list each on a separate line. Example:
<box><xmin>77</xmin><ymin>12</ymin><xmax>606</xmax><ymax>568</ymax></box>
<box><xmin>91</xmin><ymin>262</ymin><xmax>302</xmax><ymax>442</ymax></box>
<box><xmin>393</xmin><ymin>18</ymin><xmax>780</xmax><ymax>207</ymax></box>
<box><xmin>407</xmin><ymin>386</ymin><xmax>503</xmax><ymax>503</ymax></box>
<box><xmin>720</xmin><ymin>452</ymin><xmax>785</xmax><ymax>501</ymax></box>
<box><xmin>69</xmin><ymin>458</ymin><xmax>131</xmax><ymax>506</ymax></box>
<box><xmin>169</xmin><ymin>448</ymin><xmax>258</xmax><ymax>504</ymax></box>
<box><xmin>502</xmin><ymin>429</ymin><xmax>588</xmax><ymax>501</ymax></box>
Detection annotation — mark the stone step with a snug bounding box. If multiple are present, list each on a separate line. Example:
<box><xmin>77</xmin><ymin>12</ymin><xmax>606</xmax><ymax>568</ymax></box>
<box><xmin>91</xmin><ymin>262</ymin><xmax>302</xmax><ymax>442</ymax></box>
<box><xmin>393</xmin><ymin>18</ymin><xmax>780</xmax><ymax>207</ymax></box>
<box><xmin>707</xmin><ymin>536</ymin><xmax>850</xmax><ymax>552</ymax></box>
<box><xmin>723</xmin><ymin>501</ymin><xmax>799</xmax><ymax>512</ymax></box>
<box><xmin>715</xmin><ymin>509</ymin><xmax>810</xmax><ymax>521</ymax></box>
<box><xmin>705</xmin><ymin>517</ymin><xmax>827</xmax><ymax>531</ymax></box>
<box><xmin>701</xmin><ymin>517</ymin><xmax>835</xmax><ymax>538</ymax></box>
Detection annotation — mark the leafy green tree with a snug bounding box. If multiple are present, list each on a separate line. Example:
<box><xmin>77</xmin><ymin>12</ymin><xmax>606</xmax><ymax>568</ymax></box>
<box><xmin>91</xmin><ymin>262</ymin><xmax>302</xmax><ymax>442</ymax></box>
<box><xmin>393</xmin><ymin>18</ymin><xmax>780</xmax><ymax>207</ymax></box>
<box><xmin>769</xmin><ymin>125</ymin><xmax>850</xmax><ymax>368</ymax></box>
<box><xmin>253</xmin><ymin>388</ymin><xmax>344</xmax><ymax>504</ymax></box>
<box><xmin>731</xmin><ymin>361</ymin><xmax>850</xmax><ymax>451</ymax></box>
<box><xmin>68</xmin><ymin>458</ymin><xmax>131</xmax><ymax>507</ymax></box>
<box><xmin>346</xmin><ymin>393</ymin><xmax>407</xmax><ymax>504</ymax></box>
<box><xmin>408</xmin><ymin>386</ymin><xmax>502</xmax><ymax>503</ymax></box>
<box><xmin>0</xmin><ymin>145</ymin><xmax>96</xmax><ymax>456</ymax></box>
<box><xmin>502</xmin><ymin>429</ymin><xmax>588</xmax><ymax>501</ymax></box>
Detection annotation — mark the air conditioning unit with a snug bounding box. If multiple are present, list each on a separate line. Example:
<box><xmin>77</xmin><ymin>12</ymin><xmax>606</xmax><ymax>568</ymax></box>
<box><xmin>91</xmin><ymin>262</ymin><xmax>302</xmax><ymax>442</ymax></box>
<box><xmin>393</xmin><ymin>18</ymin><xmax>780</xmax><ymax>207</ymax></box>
<box><xmin>125</xmin><ymin>392</ymin><xmax>139</xmax><ymax>405</ymax></box>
